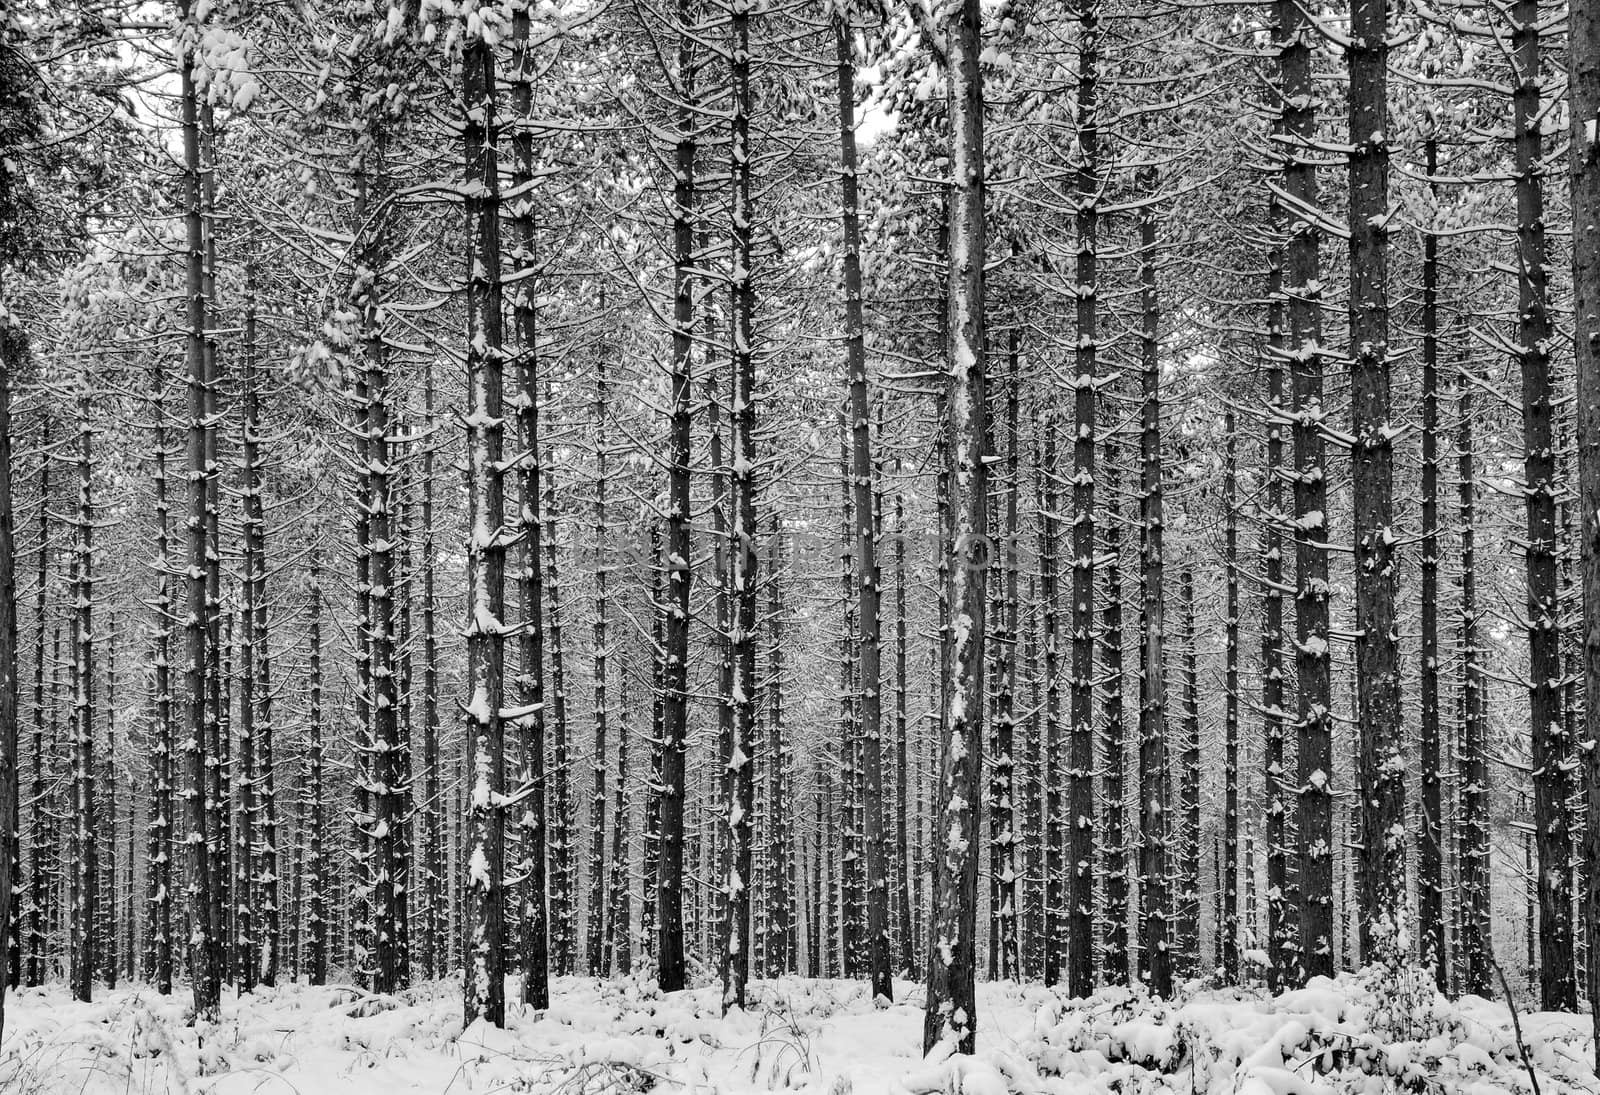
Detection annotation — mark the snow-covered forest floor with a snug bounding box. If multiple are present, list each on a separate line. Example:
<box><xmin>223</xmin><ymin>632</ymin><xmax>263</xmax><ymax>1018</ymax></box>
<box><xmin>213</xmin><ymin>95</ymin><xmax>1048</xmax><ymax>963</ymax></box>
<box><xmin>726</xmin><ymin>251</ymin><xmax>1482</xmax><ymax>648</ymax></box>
<box><xmin>0</xmin><ymin>970</ymin><xmax>1593</xmax><ymax>1094</ymax></box>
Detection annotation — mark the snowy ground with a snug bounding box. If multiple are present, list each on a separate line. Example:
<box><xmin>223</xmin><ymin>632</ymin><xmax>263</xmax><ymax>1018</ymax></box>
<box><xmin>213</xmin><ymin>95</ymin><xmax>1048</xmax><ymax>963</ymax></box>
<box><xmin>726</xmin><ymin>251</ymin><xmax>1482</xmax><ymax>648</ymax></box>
<box><xmin>0</xmin><ymin>969</ymin><xmax>1594</xmax><ymax>1093</ymax></box>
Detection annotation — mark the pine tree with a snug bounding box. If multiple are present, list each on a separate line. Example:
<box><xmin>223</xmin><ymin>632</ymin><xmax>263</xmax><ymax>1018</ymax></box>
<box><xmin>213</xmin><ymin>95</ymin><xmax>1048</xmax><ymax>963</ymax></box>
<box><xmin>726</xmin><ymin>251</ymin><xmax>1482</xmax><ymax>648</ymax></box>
<box><xmin>1567</xmin><ymin>0</ymin><xmax>1600</xmax><ymax>1057</ymax></box>
<box><xmin>461</xmin><ymin>14</ymin><xmax>510</xmax><ymax>1028</ymax></box>
<box><xmin>0</xmin><ymin>304</ymin><xmax>19</xmax><ymax>1033</ymax></box>
<box><xmin>1418</xmin><ymin>125</ymin><xmax>1446</xmax><ymax>986</ymax></box>
<box><xmin>832</xmin><ymin>5</ymin><xmax>890</xmax><ymax>1005</ymax></box>
<box><xmin>508</xmin><ymin>0</ymin><xmax>550</xmax><ymax>1008</ymax></box>
<box><xmin>1561</xmin><ymin>0</ymin><xmax>1600</xmax><ymax>1050</ymax></box>
<box><xmin>1136</xmin><ymin>164</ymin><xmax>1171</xmax><ymax>1000</ymax></box>
<box><xmin>1348</xmin><ymin>0</ymin><xmax>1404</xmax><ymax>966</ymax></box>
<box><xmin>1065</xmin><ymin>0</ymin><xmax>1100</xmax><ymax>1001</ymax></box>
<box><xmin>67</xmin><ymin>379</ymin><xmax>95</xmax><ymax>1004</ymax></box>
<box><xmin>1508</xmin><ymin>0</ymin><xmax>1575</xmax><ymax>1010</ymax></box>
<box><xmin>179</xmin><ymin>0</ymin><xmax>221</xmax><ymax>1020</ymax></box>
<box><xmin>922</xmin><ymin>0</ymin><xmax>988</xmax><ymax>1052</ymax></box>
<box><xmin>655</xmin><ymin>0</ymin><xmax>700</xmax><ymax>993</ymax></box>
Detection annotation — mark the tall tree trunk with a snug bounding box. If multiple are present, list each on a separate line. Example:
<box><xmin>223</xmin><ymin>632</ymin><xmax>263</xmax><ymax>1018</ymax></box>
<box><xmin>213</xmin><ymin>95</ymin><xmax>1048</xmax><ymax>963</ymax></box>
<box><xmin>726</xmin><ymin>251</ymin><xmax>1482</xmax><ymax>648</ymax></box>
<box><xmin>351</xmin><ymin>120</ymin><xmax>406</xmax><ymax>995</ymax></box>
<box><xmin>604</xmin><ymin>662</ymin><xmax>630</xmax><ymax>973</ymax></box>
<box><xmin>0</xmin><ymin>314</ymin><xmax>18</xmax><ymax>1034</ymax></box>
<box><xmin>145</xmin><ymin>357</ymin><xmax>174</xmax><ymax>994</ymax></box>
<box><xmin>832</xmin><ymin>11</ymin><xmax>891</xmax><ymax>1005</ymax></box>
<box><xmin>1278</xmin><ymin>0</ymin><xmax>1332</xmax><ymax>982</ymax></box>
<box><xmin>643</xmin><ymin>519</ymin><xmax>665</xmax><ymax>959</ymax></box>
<box><xmin>723</xmin><ymin>0</ymin><xmax>759</xmax><ymax>1003</ymax></box>
<box><xmin>893</xmin><ymin>492</ymin><xmax>916</xmax><ymax>976</ymax></box>
<box><xmin>43</xmin><ymin>628</ymin><xmax>61</xmax><ymax>978</ymax></box>
<box><xmin>1348</xmin><ymin>0</ymin><xmax>1403</xmax><ymax>966</ymax></box>
<box><xmin>1262</xmin><ymin>179</ymin><xmax>1292</xmax><ymax>993</ymax></box>
<box><xmin>836</xmin><ymin>422</ymin><xmax>861</xmax><ymax>978</ymax></box>
<box><xmin>217</xmin><ymin>615</ymin><xmax>233</xmax><ymax>985</ymax></box>
<box><xmin>605</xmin><ymin>656</ymin><xmax>632</xmax><ymax>974</ymax></box>
<box><xmin>1456</xmin><ymin>365</ymin><xmax>1490</xmax><ymax>995</ymax></box>
<box><xmin>1136</xmin><ymin>164</ymin><xmax>1171</xmax><ymax>999</ymax></box>
<box><xmin>1418</xmin><ymin>129</ymin><xmax>1445</xmax><ymax>986</ymax></box>
<box><xmin>238</xmin><ymin>293</ymin><xmax>265</xmax><ymax>993</ymax></box>
<box><xmin>1178</xmin><ymin>556</ymin><xmax>1200</xmax><ymax>973</ymax></box>
<box><xmin>1508</xmin><ymin>0</ymin><xmax>1574</xmax><ymax>1010</ymax></box>
<box><xmin>102</xmin><ymin>629</ymin><xmax>117</xmax><ymax>989</ymax></box>
<box><xmin>922</xmin><ymin>0</ymin><xmax>987</xmax><ymax>1052</ymax></box>
<box><xmin>587</xmin><ymin>350</ymin><xmax>611</xmax><ymax>977</ymax></box>
<box><xmin>509</xmin><ymin>0</ymin><xmax>549</xmax><ymax>1008</ymax></box>
<box><xmin>395</xmin><ymin>449</ymin><xmax>414</xmax><ymax>982</ymax></box>
<box><xmin>200</xmin><ymin>99</ymin><xmax>228</xmax><ymax>998</ymax></box>
<box><xmin>461</xmin><ymin>26</ymin><xmax>508</xmax><ymax>1029</ymax></box>
<box><xmin>1020</xmin><ymin>581</ymin><xmax>1041</xmax><ymax>977</ymax></box>
<box><xmin>655</xmin><ymin>0</ymin><xmax>698</xmax><ymax>993</ymax></box>
<box><xmin>1101</xmin><ymin>421</ymin><xmax>1126</xmax><ymax>985</ymax></box>
<box><xmin>1065</xmin><ymin>0</ymin><xmax>1099</xmax><ymax>1001</ymax></box>
<box><xmin>543</xmin><ymin>479</ymin><xmax>573</xmax><ymax>981</ymax></box>
<box><xmin>1567</xmin><ymin>0</ymin><xmax>1600</xmax><ymax>1056</ymax></box>
<box><xmin>765</xmin><ymin>517</ymin><xmax>792</xmax><ymax>974</ymax></box>
<box><xmin>604</xmin><ymin>640</ymin><xmax>630</xmax><ymax>973</ymax></box>
<box><xmin>993</xmin><ymin>332</ymin><xmax>1022</xmax><ymax>982</ymax></box>
<box><xmin>713</xmin><ymin>18</ymin><xmax>761</xmax><ymax>995</ymax></box>
<box><xmin>1222</xmin><ymin>408</ymin><xmax>1240</xmax><ymax>984</ymax></box>
<box><xmin>1042</xmin><ymin>413</ymin><xmax>1063</xmax><ymax>983</ymax></box>
<box><xmin>306</xmin><ymin>552</ymin><xmax>327</xmax><ymax>986</ymax></box>
<box><xmin>25</xmin><ymin>414</ymin><xmax>49</xmax><ymax>990</ymax></box>
<box><xmin>179</xmin><ymin>0</ymin><xmax>221</xmax><ymax>1021</ymax></box>
<box><xmin>420</xmin><ymin>362</ymin><xmax>444</xmax><ymax>982</ymax></box>
<box><xmin>68</xmin><ymin>382</ymin><xmax>95</xmax><ymax>1004</ymax></box>
<box><xmin>235</xmin><ymin>587</ymin><xmax>255</xmax><ymax>991</ymax></box>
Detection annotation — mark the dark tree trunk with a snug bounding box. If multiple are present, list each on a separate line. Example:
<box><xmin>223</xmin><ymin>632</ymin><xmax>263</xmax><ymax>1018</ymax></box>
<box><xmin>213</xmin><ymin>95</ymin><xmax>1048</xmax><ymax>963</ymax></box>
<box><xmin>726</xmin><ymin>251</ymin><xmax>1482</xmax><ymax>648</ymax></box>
<box><xmin>305</xmin><ymin>553</ymin><xmax>327</xmax><ymax>986</ymax></box>
<box><xmin>1570</xmin><ymin>0</ymin><xmax>1600</xmax><ymax>1057</ymax></box>
<box><xmin>1042</xmin><ymin>411</ymin><xmax>1063</xmax><ymax>985</ymax></box>
<box><xmin>587</xmin><ymin>351</ymin><xmax>611</xmax><ymax>977</ymax></box>
<box><xmin>200</xmin><ymin>99</ymin><xmax>228</xmax><ymax>998</ymax></box>
<box><xmin>765</xmin><ymin>518</ymin><xmax>793</xmax><ymax>974</ymax></box>
<box><xmin>720</xmin><ymin>0</ymin><xmax>760</xmax><ymax>1012</ymax></box>
<box><xmin>831</xmin><ymin>11</ymin><xmax>890</xmax><ymax>1005</ymax></box>
<box><xmin>1178</xmin><ymin>558</ymin><xmax>1200</xmax><ymax>974</ymax></box>
<box><xmin>1136</xmin><ymin>165</ymin><xmax>1171</xmax><ymax>999</ymax></box>
<box><xmin>607</xmin><ymin>657</ymin><xmax>633</xmax><ymax>975</ymax></box>
<box><xmin>836</xmin><ymin>423</ymin><xmax>861</xmax><ymax>979</ymax></box>
<box><xmin>1065</xmin><ymin>0</ymin><xmax>1099</xmax><ymax>1001</ymax></box>
<box><xmin>655</xmin><ymin>0</ymin><xmax>698</xmax><ymax>993</ymax></box>
<box><xmin>237</xmin><ymin>340</ymin><xmax>260</xmax><ymax>995</ymax></box>
<box><xmin>893</xmin><ymin>492</ymin><xmax>916</xmax><ymax>977</ymax></box>
<box><xmin>643</xmin><ymin>520</ymin><xmax>665</xmax><ymax>959</ymax></box>
<box><xmin>508</xmin><ymin>1</ymin><xmax>549</xmax><ymax>1010</ymax></box>
<box><xmin>25</xmin><ymin>415</ymin><xmax>49</xmax><ymax>990</ymax></box>
<box><xmin>1456</xmin><ymin>370</ymin><xmax>1490</xmax><ymax>996</ymax></box>
<box><xmin>1101</xmin><ymin>422</ymin><xmax>1127</xmax><ymax>985</ymax></box>
<box><xmin>1277</xmin><ymin>0</ymin><xmax>1332</xmax><ymax>982</ymax></box>
<box><xmin>179</xmin><ymin>0</ymin><xmax>221</xmax><ymax>1020</ymax></box>
<box><xmin>420</xmin><ymin>362</ymin><xmax>444</xmax><ymax>981</ymax></box>
<box><xmin>461</xmin><ymin>28</ymin><xmax>508</xmax><ymax>1029</ymax></box>
<box><xmin>141</xmin><ymin>358</ymin><xmax>174</xmax><ymax>994</ymax></box>
<box><xmin>0</xmin><ymin>317</ymin><xmax>18</xmax><ymax>1034</ymax></box>
<box><xmin>922</xmin><ymin>0</ymin><xmax>987</xmax><ymax>1052</ymax></box>
<box><xmin>1262</xmin><ymin>189</ymin><xmax>1292</xmax><ymax>992</ymax></box>
<box><xmin>543</xmin><ymin>480</ymin><xmax>573</xmax><ymax>979</ymax></box>
<box><xmin>992</xmin><ymin>332</ymin><xmax>1023</xmax><ymax>982</ymax></box>
<box><xmin>68</xmin><ymin>384</ymin><xmax>95</xmax><ymax>1004</ymax></box>
<box><xmin>1418</xmin><ymin>130</ymin><xmax>1445</xmax><ymax>986</ymax></box>
<box><xmin>1222</xmin><ymin>409</ymin><xmax>1239</xmax><ymax>984</ymax></box>
<box><xmin>1508</xmin><ymin>0</ymin><xmax>1575</xmax><ymax>1010</ymax></box>
<box><xmin>1348</xmin><ymin>0</ymin><xmax>1403</xmax><ymax>966</ymax></box>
